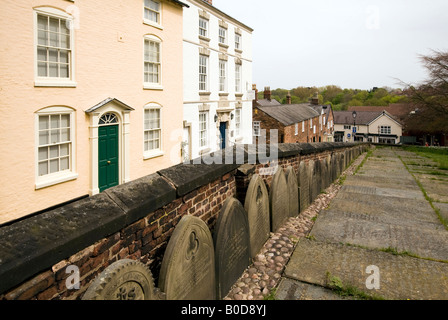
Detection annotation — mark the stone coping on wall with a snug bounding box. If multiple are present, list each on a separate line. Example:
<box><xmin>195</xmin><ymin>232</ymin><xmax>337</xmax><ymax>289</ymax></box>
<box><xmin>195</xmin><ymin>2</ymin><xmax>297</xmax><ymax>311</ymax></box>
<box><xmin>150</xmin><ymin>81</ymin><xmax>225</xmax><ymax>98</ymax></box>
<box><xmin>0</xmin><ymin>142</ymin><xmax>365</xmax><ymax>295</ymax></box>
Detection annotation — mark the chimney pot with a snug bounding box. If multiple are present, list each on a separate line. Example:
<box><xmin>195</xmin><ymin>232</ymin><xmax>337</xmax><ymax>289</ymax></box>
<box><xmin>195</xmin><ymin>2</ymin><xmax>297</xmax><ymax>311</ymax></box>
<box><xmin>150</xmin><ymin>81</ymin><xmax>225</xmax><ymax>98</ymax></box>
<box><xmin>286</xmin><ymin>91</ymin><xmax>292</xmax><ymax>105</ymax></box>
<box><xmin>264</xmin><ymin>86</ymin><xmax>272</xmax><ymax>101</ymax></box>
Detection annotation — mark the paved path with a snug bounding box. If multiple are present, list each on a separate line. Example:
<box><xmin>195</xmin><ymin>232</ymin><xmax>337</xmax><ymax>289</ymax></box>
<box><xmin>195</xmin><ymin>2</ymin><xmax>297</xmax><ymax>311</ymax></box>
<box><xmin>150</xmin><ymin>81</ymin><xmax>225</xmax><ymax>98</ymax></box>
<box><xmin>277</xmin><ymin>147</ymin><xmax>448</xmax><ymax>300</ymax></box>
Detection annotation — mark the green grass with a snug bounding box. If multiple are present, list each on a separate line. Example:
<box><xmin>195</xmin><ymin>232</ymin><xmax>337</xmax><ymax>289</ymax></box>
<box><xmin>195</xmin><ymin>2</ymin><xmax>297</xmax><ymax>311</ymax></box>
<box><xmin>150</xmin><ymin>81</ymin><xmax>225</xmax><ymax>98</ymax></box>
<box><xmin>325</xmin><ymin>272</ymin><xmax>385</xmax><ymax>300</ymax></box>
<box><xmin>353</xmin><ymin>149</ymin><xmax>373</xmax><ymax>175</ymax></box>
<box><xmin>397</xmin><ymin>154</ymin><xmax>448</xmax><ymax>230</ymax></box>
<box><xmin>403</xmin><ymin>146</ymin><xmax>448</xmax><ymax>171</ymax></box>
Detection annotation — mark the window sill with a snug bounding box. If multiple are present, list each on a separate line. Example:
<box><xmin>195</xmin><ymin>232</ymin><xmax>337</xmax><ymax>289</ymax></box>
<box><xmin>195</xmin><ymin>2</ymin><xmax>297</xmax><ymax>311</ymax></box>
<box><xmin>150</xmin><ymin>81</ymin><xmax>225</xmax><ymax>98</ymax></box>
<box><xmin>144</xmin><ymin>84</ymin><xmax>164</xmax><ymax>91</ymax></box>
<box><xmin>235</xmin><ymin>49</ymin><xmax>243</xmax><ymax>54</ymax></box>
<box><xmin>35</xmin><ymin>172</ymin><xmax>78</xmax><ymax>190</ymax></box>
<box><xmin>143</xmin><ymin>20</ymin><xmax>163</xmax><ymax>30</ymax></box>
<box><xmin>144</xmin><ymin>150</ymin><xmax>165</xmax><ymax>160</ymax></box>
<box><xmin>199</xmin><ymin>35</ymin><xmax>210</xmax><ymax>42</ymax></box>
<box><xmin>219</xmin><ymin>43</ymin><xmax>229</xmax><ymax>49</ymax></box>
<box><xmin>35</xmin><ymin>80</ymin><xmax>77</xmax><ymax>88</ymax></box>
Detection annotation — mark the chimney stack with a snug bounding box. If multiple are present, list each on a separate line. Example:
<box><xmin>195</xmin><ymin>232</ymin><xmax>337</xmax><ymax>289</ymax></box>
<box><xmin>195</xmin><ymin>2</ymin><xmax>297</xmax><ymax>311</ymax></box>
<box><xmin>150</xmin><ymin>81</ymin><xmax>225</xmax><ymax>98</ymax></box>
<box><xmin>264</xmin><ymin>86</ymin><xmax>272</xmax><ymax>101</ymax></box>
<box><xmin>286</xmin><ymin>91</ymin><xmax>292</xmax><ymax>105</ymax></box>
<box><xmin>311</xmin><ymin>92</ymin><xmax>319</xmax><ymax>105</ymax></box>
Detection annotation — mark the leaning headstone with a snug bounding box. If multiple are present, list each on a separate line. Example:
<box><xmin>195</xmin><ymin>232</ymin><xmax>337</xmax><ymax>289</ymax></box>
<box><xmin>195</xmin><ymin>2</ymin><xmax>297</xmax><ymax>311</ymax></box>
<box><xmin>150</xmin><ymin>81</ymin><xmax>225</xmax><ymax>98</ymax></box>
<box><xmin>83</xmin><ymin>259</ymin><xmax>160</xmax><ymax>300</ymax></box>
<box><xmin>285</xmin><ymin>166</ymin><xmax>299</xmax><ymax>218</ymax></box>
<box><xmin>244</xmin><ymin>174</ymin><xmax>270</xmax><ymax>258</ymax></box>
<box><xmin>310</xmin><ymin>160</ymin><xmax>321</xmax><ymax>202</ymax></box>
<box><xmin>214</xmin><ymin>197</ymin><xmax>251</xmax><ymax>300</ymax></box>
<box><xmin>298</xmin><ymin>161</ymin><xmax>310</xmax><ymax>213</ymax></box>
<box><xmin>159</xmin><ymin>215</ymin><xmax>215</xmax><ymax>300</ymax></box>
<box><xmin>269</xmin><ymin>166</ymin><xmax>290</xmax><ymax>232</ymax></box>
<box><xmin>320</xmin><ymin>158</ymin><xmax>328</xmax><ymax>191</ymax></box>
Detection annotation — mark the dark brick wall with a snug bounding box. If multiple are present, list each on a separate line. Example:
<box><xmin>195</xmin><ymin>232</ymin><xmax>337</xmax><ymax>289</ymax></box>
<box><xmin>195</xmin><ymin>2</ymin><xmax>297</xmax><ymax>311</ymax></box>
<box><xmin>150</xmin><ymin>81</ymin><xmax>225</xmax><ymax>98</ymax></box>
<box><xmin>0</xmin><ymin>143</ymin><xmax>369</xmax><ymax>300</ymax></box>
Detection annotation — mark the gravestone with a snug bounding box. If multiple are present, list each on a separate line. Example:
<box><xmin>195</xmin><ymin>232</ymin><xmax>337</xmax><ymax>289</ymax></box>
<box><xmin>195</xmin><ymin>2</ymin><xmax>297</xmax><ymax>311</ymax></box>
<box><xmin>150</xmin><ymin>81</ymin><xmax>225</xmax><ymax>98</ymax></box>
<box><xmin>244</xmin><ymin>174</ymin><xmax>270</xmax><ymax>258</ymax></box>
<box><xmin>214</xmin><ymin>197</ymin><xmax>251</xmax><ymax>300</ymax></box>
<box><xmin>320</xmin><ymin>158</ymin><xmax>328</xmax><ymax>191</ymax></box>
<box><xmin>159</xmin><ymin>215</ymin><xmax>215</xmax><ymax>300</ymax></box>
<box><xmin>331</xmin><ymin>154</ymin><xmax>337</xmax><ymax>183</ymax></box>
<box><xmin>310</xmin><ymin>160</ymin><xmax>321</xmax><ymax>202</ymax></box>
<box><xmin>285</xmin><ymin>166</ymin><xmax>299</xmax><ymax>218</ymax></box>
<box><xmin>298</xmin><ymin>161</ymin><xmax>310</xmax><ymax>213</ymax></box>
<box><xmin>83</xmin><ymin>259</ymin><xmax>159</xmax><ymax>300</ymax></box>
<box><xmin>269</xmin><ymin>166</ymin><xmax>290</xmax><ymax>232</ymax></box>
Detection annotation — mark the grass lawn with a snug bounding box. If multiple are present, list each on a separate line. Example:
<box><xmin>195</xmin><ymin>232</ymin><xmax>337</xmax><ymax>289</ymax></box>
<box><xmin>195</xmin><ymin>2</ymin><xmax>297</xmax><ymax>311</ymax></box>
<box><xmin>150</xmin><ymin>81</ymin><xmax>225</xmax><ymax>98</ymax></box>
<box><xmin>403</xmin><ymin>146</ymin><xmax>448</xmax><ymax>171</ymax></box>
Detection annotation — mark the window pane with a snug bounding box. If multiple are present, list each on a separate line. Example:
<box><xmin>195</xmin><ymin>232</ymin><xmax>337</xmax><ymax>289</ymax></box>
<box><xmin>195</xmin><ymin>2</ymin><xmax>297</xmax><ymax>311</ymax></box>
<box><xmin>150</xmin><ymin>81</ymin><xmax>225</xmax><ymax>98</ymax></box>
<box><xmin>37</xmin><ymin>47</ymin><xmax>47</xmax><ymax>61</ymax></box>
<box><xmin>60</xmin><ymin>144</ymin><xmax>69</xmax><ymax>157</ymax></box>
<box><xmin>39</xmin><ymin>162</ymin><xmax>48</xmax><ymax>176</ymax></box>
<box><xmin>39</xmin><ymin>131</ymin><xmax>49</xmax><ymax>145</ymax></box>
<box><xmin>49</xmin><ymin>49</ymin><xmax>58</xmax><ymax>62</ymax></box>
<box><xmin>38</xmin><ymin>62</ymin><xmax>48</xmax><ymax>77</ymax></box>
<box><xmin>49</xmin><ymin>32</ymin><xmax>59</xmax><ymax>47</ymax></box>
<box><xmin>50</xmin><ymin>159</ymin><xmax>59</xmax><ymax>173</ymax></box>
<box><xmin>60</xmin><ymin>157</ymin><xmax>69</xmax><ymax>171</ymax></box>
<box><xmin>61</xmin><ymin>128</ymin><xmax>70</xmax><ymax>142</ymax></box>
<box><xmin>50</xmin><ymin>145</ymin><xmax>59</xmax><ymax>158</ymax></box>
<box><xmin>38</xmin><ymin>30</ymin><xmax>48</xmax><ymax>46</ymax></box>
<box><xmin>39</xmin><ymin>116</ymin><xmax>49</xmax><ymax>130</ymax></box>
<box><xmin>60</xmin><ymin>34</ymin><xmax>70</xmax><ymax>49</ymax></box>
<box><xmin>39</xmin><ymin>147</ymin><xmax>48</xmax><ymax>161</ymax></box>
<box><xmin>51</xmin><ymin>115</ymin><xmax>60</xmax><ymax>128</ymax></box>
<box><xmin>50</xmin><ymin>129</ymin><xmax>60</xmax><ymax>144</ymax></box>
<box><xmin>49</xmin><ymin>63</ymin><xmax>58</xmax><ymax>77</ymax></box>
<box><xmin>61</xmin><ymin>114</ymin><xmax>70</xmax><ymax>127</ymax></box>
<box><xmin>60</xmin><ymin>64</ymin><xmax>69</xmax><ymax>78</ymax></box>
<box><xmin>37</xmin><ymin>15</ymin><xmax>48</xmax><ymax>30</ymax></box>
<box><xmin>49</xmin><ymin>18</ymin><xmax>59</xmax><ymax>32</ymax></box>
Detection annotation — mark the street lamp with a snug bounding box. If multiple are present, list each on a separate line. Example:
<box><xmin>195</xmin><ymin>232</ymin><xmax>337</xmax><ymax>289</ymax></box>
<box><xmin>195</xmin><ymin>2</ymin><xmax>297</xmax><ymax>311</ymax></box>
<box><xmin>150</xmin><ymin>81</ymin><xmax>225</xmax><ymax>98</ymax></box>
<box><xmin>352</xmin><ymin>111</ymin><xmax>357</xmax><ymax>142</ymax></box>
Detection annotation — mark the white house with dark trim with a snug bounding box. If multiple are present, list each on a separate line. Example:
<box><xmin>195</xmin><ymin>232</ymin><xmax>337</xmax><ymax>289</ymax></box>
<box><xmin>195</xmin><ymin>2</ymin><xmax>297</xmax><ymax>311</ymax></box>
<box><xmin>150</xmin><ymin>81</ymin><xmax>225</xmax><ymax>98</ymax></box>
<box><xmin>334</xmin><ymin>110</ymin><xmax>403</xmax><ymax>144</ymax></box>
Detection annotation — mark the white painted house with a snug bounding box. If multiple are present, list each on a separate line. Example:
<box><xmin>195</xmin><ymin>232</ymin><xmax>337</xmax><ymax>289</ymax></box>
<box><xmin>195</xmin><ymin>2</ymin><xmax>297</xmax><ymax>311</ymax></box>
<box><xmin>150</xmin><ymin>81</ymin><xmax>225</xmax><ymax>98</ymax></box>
<box><xmin>182</xmin><ymin>0</ymin><xmax>254</xmax><ymax>161</ymax></box>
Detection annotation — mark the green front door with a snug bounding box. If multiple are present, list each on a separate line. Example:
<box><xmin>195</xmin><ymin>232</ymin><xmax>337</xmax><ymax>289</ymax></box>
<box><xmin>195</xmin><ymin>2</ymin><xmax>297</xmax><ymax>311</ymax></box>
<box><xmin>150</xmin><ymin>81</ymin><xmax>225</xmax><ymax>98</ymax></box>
<box><xmin>99</xmin><ymin>125</ymin><xmax>119</xmax><ymax>192</ymax></box>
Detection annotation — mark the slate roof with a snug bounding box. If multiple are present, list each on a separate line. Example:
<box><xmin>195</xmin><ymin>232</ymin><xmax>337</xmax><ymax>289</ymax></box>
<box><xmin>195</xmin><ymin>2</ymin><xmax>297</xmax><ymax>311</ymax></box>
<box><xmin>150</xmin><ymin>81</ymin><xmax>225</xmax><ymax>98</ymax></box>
<box><xmin>256</xmin><ymin>99</ymin><xmax>320</xmax><ymax>126</ymax></box>
<box><xmin>333</xmin><ymin>111</ymin><xmax>389</xmax><ymax>125</ymax></box>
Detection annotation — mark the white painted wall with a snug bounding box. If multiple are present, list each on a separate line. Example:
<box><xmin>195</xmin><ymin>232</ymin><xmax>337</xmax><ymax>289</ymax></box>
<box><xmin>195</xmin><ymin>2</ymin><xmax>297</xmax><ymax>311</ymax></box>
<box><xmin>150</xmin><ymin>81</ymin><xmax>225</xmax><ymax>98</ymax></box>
<box><xmin>183</xmin><ymin>0</ymin><xmax>253</xmax><ymax>160</ymax></box>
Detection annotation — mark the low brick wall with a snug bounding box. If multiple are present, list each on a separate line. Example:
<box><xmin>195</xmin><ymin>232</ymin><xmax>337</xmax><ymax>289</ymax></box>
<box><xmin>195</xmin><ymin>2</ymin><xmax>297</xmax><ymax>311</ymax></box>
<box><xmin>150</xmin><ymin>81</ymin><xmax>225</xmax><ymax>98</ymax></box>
<box><xmin>0</xmin><ymin>142</ymin><xmax>369</xmax><ymax>300</ymax></box>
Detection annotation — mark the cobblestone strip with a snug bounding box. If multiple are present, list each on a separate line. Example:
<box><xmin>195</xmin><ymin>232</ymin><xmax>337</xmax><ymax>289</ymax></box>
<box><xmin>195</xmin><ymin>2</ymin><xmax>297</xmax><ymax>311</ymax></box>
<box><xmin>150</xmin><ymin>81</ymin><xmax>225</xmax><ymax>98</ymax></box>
<box><xmin>224</xmin><ymin>151</ymin><xmax>368</xmax><ymax>300</ymax></box>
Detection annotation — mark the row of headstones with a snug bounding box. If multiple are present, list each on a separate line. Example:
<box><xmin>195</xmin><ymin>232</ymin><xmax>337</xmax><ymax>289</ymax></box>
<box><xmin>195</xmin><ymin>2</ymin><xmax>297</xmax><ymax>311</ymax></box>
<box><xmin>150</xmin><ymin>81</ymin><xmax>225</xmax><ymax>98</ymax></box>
<box><xmin>83</xmin><ymin>149</ymin><xmax>360</xmax><ymax>300</ymax></box>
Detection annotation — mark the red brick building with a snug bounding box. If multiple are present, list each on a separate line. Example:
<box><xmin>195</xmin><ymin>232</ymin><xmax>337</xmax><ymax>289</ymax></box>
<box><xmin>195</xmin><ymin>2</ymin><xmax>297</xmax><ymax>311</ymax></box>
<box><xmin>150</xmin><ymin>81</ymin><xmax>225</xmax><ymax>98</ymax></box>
<box><xmin>252</xmin><ymin>86</ymin><xmax>335</xmax><ymax>144</ymax></box>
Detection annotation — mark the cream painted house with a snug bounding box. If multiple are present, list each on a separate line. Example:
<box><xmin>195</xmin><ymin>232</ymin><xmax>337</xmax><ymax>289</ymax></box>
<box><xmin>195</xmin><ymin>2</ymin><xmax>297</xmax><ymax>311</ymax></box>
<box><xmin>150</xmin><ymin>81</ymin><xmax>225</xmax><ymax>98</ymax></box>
<box><xmin>334</xmin><ymin>111</ymin><xmax>403</xmax><ymax>144</ymax></box>
<box><xmin>0</xmin><ymin>0</ymin><xmax>188</xmax><ymax>224</ymax></box>
<box><xmin>182</xmin><ymin>0</ymin><xmax>253</xmax><ymax>161</ymax></box>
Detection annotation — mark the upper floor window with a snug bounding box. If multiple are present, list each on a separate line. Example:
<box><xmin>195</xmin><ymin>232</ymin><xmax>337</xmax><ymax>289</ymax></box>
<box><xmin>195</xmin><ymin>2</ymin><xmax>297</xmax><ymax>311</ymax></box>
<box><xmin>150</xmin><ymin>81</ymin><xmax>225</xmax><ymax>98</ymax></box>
<box><xmin>34</xmin><ymin>7</ymin><xmax>75</xmax><ymax>87</ymax></box>
<box><xmin>235</xmin><ymin>64</ymin><xmax>242</xmax><ymax>93</ymax></box>
<box><xmin>35</xmin><ymin>106</ymin><xmax>77</xmax><ymax>189</ymax></box>
<box><xmin>302</xmin><ymin>121</ymin><xmax>305</xmax><ymax>133</ymax></box>
<box><xmin>295</xmin><ymin>123</ymin><xmax>299</xmax><ymax>136</ymax></box>
<box><xmin>199</xmin><ymin>17</ymin><xmax>208</xmax><ymax>38</ymax></box>
<box><xmin>235</xmin><ymin>33</ymin><xmax>241</xmax><ymax>50</ymax></box>
<box><xmin>219</xmin><ymin>60</ymin><xmax>227</xmax><ymax>92</ymax></box>
<box><xmin>144</xmin><ymin>0</ymin><xmax>161</xmax><ymax>27</ymax></box>
<box><xmin>199</xmin><ymin>55</ymin><xmax>208</xmax><ymax>91</ymax></box>
<box><xmin>380</xmin><ymin>126</ymin><xmax>391</xmax><ymax>135</ymax></box>
<box><xmin>144</xmin><ymin>35</ymin><xmax>162</xmax><ymax>89</ymax></box>
<box><xmin>219</xmin><ymin>27</ymin><xmax>227</xmax><ymax>45</ymax></box>
<box><xmin>344</xmin><ymin>125</ymin><xmax>351</xmax><ymax>130</ymax></box>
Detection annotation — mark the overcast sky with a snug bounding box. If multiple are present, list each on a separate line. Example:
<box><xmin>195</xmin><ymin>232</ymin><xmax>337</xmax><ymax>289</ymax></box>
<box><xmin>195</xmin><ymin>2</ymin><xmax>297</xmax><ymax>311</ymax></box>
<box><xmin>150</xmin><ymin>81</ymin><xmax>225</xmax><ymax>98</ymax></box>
<box><xmin>213</xmin><ymin>0</ymin><xmax>448</xmax><ymax>91</ymax></box>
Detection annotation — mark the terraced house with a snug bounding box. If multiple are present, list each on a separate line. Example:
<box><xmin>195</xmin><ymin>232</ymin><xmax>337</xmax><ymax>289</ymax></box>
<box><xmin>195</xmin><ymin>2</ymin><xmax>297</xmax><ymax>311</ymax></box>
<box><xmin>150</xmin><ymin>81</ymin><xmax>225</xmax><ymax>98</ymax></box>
<box><xmin>0</xmin><ymin>0</ymin><xmax>188</xmax><ymax>224</ymax></box>
<box><xmin>252</xmin><ymin>87</ymin><xmax>335</xmax><ymax>144</ymax></box>
<box><xmin>182</xmin><ymin>0</ymin><xmax>254</xmax><ymax>161</ymax></box>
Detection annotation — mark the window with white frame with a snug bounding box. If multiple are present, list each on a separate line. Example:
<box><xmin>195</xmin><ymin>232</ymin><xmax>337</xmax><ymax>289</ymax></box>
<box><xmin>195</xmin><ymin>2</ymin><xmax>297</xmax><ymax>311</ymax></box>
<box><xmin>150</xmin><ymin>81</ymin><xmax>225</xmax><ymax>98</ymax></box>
<box><xmin>144</xmin><ymin>36</ymin><xmax>161</xmax><ymax>87</ymax></box>
<box><xmin>144</xmin><ymin>105</ymin><xmax>162</xmax><ymax>156</ymax></box>
<box><xmin>219</xmin><ymin>60</ymin><xmax>227</xmax><ymax>92</ymax></box>
<box><xmin>219</xmin><ymin>27</ymin><xmax>227</xmax><ymax>45</ymax></box>
<box><xmin>199</xmin><ymin>17</ymin><xmax>208</xmax><ymax>38</ymax></box>
<box><xmin>253</xmin><ymin>121</ymin><xmax>261</xmax><ymax>137</ymax></box>
<box><xmin>295</xmin><ymin>123</ymin><xmax>299</xmax><ymax>136</ymax></box>
<box><xmin>144</xmin><ymin>0</ymin><xmax>161</xmax><ymax>26</ymax></box>
<box><xmin>235</xmin><ymin>64</ymin><xmax>242</xmax><ymax>93</ymax></box>
<box><xmin>36</xmin><ymin>107</ymin><xmax>77</xmax><ymax>188</ymax></box>
<box><xmin>235</xmin><ymin>109</ymin><xmax>241</xmax><ymax>137</ymax></box>
<box><xmin>199</xmin><ymin>55</ymin><xmax>208</xmax><ymax>91</ymax></box>
<box><xmin>235</xmin><ymin>33</ymin><xmax>241</xmax><ymax>50</ymax></box>
<box><xmin>310</xmin><ymin>118</ymin><xmax>313</xmax><ymax>128</ymax></box>
<box><xmin>199</xmin><ymin>112</ymin><xmax>208</xmax><ymax>148</ymax></box>
<box><xmin>302</xmin><ymin>121</ymin><xmax>305</xmax><ymax>133</ymax></box>
<box><xmin>380</xmin><ymin>126</ymin><xmax>391</xmax><ymax>135</ymax></box>
<box><xmin>35</xmin><ymin>8</ymin><xmax>75</xmax><ymax>86</ymax></box>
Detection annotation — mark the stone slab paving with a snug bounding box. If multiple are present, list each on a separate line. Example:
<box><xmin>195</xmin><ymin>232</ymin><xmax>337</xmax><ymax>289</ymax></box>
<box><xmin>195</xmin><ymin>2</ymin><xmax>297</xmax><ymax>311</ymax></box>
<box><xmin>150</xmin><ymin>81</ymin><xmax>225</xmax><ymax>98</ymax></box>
<box><xmin>277</xmin><ymin>146</ymin><xmax>448</xmax><ymax>300</ymax></box>
<box><xmin>275</xmin><ymin>278</ymin><xmax>351</xmax><ymax>300</ymax></box>
<box><xmin>283</xmin><ymin>239</ymin><xmax>448</xmax><ymax>300</ymax></box>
